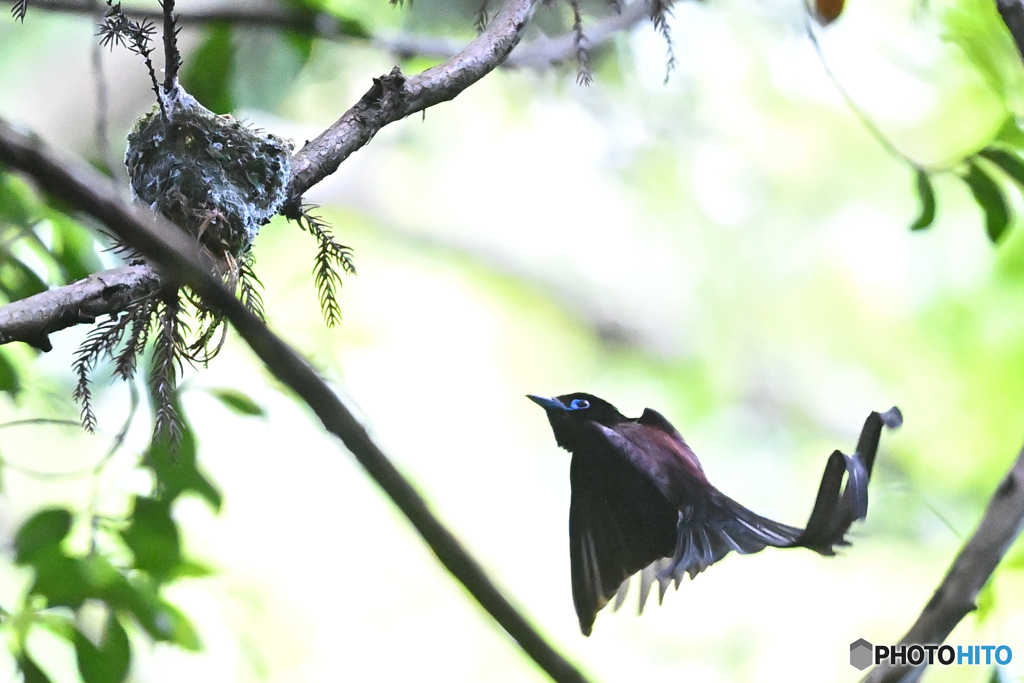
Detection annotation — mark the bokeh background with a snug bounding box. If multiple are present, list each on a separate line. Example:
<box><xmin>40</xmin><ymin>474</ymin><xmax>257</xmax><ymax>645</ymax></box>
<box><xmin>2</xmin><ymin>0</ymin><xmax>1024</xmax><ymax>681</ymax></box>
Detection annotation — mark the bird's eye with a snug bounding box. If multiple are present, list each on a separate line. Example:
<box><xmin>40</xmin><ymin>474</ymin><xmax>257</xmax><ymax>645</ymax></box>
<box><xmin>569</xmin><ymin>399</ymin><xmax>590</xmax><ymax>410</ymax></box>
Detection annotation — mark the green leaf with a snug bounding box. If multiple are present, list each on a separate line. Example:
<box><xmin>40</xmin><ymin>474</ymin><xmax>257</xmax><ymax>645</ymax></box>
<box><xmin>15</xmin><ymin>508</ymin><xmax>72</xmax><ymax>564</ymax></box>
<box><xmin>181</xmin><ymin>24</ymin><xmax>235</xmax><ymax>114</ymax></box>
<box><xmin>120</xmin><ymin>497</ymin><xmax>181</xmax><ymax>582</ymax></box>
<box><xmin>170</xmin><ymin>559</ymin><xmax>214</xmax><ymax>579</ymax></box>
<box><xmin>0</xmin><ymin>254</ymin><xmax>48</xmax><ymax>302</ymax></box>
<box><xmin>144</xmin><ymin>426</ymin><xmax>223</xmax><ymax>511</ymax></box>
<box><xmin>30</xmin><ymin>552</ymin><xmax>91</xmax><ymax>610</ymax></box>
<box><xmin>47</xmin><ymin>213</ymin><xmax>101</xmax><ymax>283</ymax></box>
<box><xmin>0</xmin><ymin>349</ymin><xmax>21</xmax><ymax>397</ymax></box>
<box><xmin>979</xmin><ymin>148</ymin><xmax>1024</xmax><ymax>188</ymax></box>
<box><xmin>74</xmin><ymin>615</ymin><xmax>131</xmax><ymax>683</ymax></box>
<box><xmin>156</xmin><ymin>601</ymin><xmax>202</xmax><ymax>651</ymax></box>
<box><xmin>80</xmin><ymin>556</ymin><xmax>165</xmax><ymax>641</ymax></box>
<box><xmin>963</xmin><ymin>160</ymin><xmax>1012</xmax><ymax>243</ymax></box>
<box><xmin>0</xmin><ymin>172</ymin><xmax>38</xmax><ymax>228</ymax></box>
<box><xmin>208</xmin><ymin>388</ymin><xmax>265</xmax><ymax>417</ymax></box>
<box><xmin>17</xmin><ymin>653</ymin><xmax>54</xmax><ymax>683</ymax></box>
<box><xmin>910</xmin><ymin>169</ymin><xmax>936</xmax><ymax>231</ymax></box>
<box><xmin>35</xmin><ymin>612</ymin><xmax>75</xmax><ymax>641</ymax></box>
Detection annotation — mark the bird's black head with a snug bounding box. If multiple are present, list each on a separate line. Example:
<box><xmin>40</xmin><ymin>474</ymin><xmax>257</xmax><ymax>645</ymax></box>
<box><xmin>527</xmin><ymin>393</ymin><xmax>629</xmax><ymax>451</ymax></box>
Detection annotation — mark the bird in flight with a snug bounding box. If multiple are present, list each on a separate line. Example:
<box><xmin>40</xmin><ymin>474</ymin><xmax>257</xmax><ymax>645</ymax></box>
<box><xmin>528</xmin><ymin>393</ymin><xmax>902</xmax><ymax>636</ymax></box>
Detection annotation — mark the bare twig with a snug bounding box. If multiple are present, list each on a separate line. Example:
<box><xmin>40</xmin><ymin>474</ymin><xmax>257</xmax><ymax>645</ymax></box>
<box><xmin>864</xmin><ymin>443</ymin><xmax>1024</xmax><ymax>683</ymax></box>
<box><xmin>0</xmin><ymin>113</ymin><xmax>591</xmax><ymax>683</ymax></box>
<box><xmin>0</xmin><ymin>264</ymin><xmax>161</xmax><ymax>351</ymax></box>
<box><xmin>6</xmin><ymin>0</ymin><xmax>654</xmax><ymax>70</ymax></box>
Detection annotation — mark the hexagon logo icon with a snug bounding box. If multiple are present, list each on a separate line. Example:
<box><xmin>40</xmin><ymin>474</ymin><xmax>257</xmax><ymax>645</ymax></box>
<box><xmin>850</xmin><ymin>638</ymin><xmax>873</xmax><ymax>670</ymax></box>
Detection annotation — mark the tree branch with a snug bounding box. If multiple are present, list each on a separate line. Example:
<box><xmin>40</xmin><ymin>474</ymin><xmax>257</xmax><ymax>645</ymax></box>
<box><xmin>7</xmin><ymin>0</ymin><xmax>655</xmax><ymax>70</ymax></box>
<box><xmin>0</xmin><ymin>0</ymin><xmax>547</xmax><ymax>347</ymax></box>
<box><xmin>286</xmin><ymin>0</ymin><xmax>541</xmax><ymax>199</ymax></box>
<box><xmin>0</xmin><ymin>264</ymin><xmax>161</xmax><ymax>351</ymax></box>
<box><xmin>0</xmin><ymin>114</ymin><xmax>591</xmax><ymax>683</ymax></box>
<box><xmin>864</xmin><ymin>442</ymin><xmax>1024</xmax><ymax>683</ymax></box>
<box><xmin>6</xmin><ymin>0</ymin><xmax>358</xmax><ymax>38</ymax></box>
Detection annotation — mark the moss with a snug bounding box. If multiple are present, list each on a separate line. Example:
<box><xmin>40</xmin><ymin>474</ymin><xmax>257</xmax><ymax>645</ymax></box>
<box><xmin>125</xmin><ymin>84</ymin><xmax>292</xmax><ymax>269</ymax></box>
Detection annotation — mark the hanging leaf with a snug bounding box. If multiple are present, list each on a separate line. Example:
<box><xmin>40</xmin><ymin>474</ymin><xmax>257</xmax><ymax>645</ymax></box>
<box><xmin>17</xmin><ymin>653</ymin><xmax>54</xmax><ymax>683</ymax></box>
<box><xmin>120</xmin><ymin>497</ymin><xmax>181</xmax><ymax>583</ymax></box>
<box><xmin>979</xmin><ymin>148</ymin><xmax>1024</xmax><ymax>188</ymax></box>
<box><xmin>0</xmin><ymin>350</ymin><xmax>21</xmax><ymax>397</ymax></box>
<box><xmin>15</xmin><ymin>508</ymin><xmax>73</xmax><ymax>564</ymax></box>
<box><xmin>73</xmin><ymin>615</ymin><xmax>131</xmax><ymax>683</ymax></box>
<box><xmin>0</xmin><ymin>254</ymin><xmax>48</xmax><ymax>302</ymax></box>
<box><xmin>910</xmin><ymin>169</ymin><xmax>936</xmax><ymax>231</ymax></box>
<box><xmin>208</xmin><ymin>387</ymin><xmax>265</xmax><ymax>417</ymax></box>
<box><xmin>0</xmin><ymin>172</ymin><xmax>38</xmax><ymax>228</ymax></box>
<box><xmin>963</xmin><ymin>161</ymin><xmax>1012</xmax><ymax>242</ymax></box>
<box><xmin>144</xmin><ymin>425</ymin><xmax>223</xmax><ymax>511</ymax></box>
<box><xmin>47</xmin><ymin>213</ymin><xmax>102</xmax><ymax>283</ymax></box>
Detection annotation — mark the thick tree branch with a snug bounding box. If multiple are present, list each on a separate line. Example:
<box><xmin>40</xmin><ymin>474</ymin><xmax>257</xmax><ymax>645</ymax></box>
<box><xmin>0</xmin><ymin>116</ymin><xmax>590</xmax><ymax>683</ymax></box>
<box><xmin>997</xmin><ymin>0</ymin><xmax>1024</xmax><ymax>62</ymax></box>
<box><xmin>286</xmin><ymin>0</ymin><xmax>541</xmax><ymax>199</ymax></box>
<box><xmin>0</xmin><ymin>264</ymin><xmax>160</xmax><ymax>351</ymax></box>
<box><xmin>864</xmin><ymin>442</ymin><xmax>1024</xmax><ymax>683</ymax></box>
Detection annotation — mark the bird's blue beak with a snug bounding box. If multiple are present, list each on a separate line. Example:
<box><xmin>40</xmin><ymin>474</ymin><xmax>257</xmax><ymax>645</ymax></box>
<box><xmin>527</xmin><ymin>395</ymin><xmax>567</xmax><ymax>411</ymax></box>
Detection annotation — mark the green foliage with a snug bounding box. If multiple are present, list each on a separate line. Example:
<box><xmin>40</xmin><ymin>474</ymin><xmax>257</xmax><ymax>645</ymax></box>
<box><xmin>120</xmin><ymin>497</ymin><xmax>181</xmax><ymax>582</ymax></box>
<box><xmin>73</xmin><ymin>614</ymin><xmax>130</xmax><ymax>683</ymax></box>
<box><xmin>0</xmin><ymin>169</ymin><xmax>103</xmax><ymax>304</ymax></box>
<box><xmin>963</xmin><ymin>159</ymin><xmax>1011</xmax><ymax>242</ymax></box>
<box><xmin>207</xmin><ymin>387</ymin><xmax>266</xmax><ymax>417</ymax></box>
<box><xmin>17</xmin><ymin>653</ymin><xmax>53</xmax><ymax>683</ymax></box>
<box><xmin>910</xmin><ymin>169</ymin><xmax>936</xmax><ymax>231</ymax></box>
<box><xmin>14</xmin><ymin>508</ymin><xmax>72</xmax><ymax>564</ymax></box>
<box><xmin>181</xmin><ymin>23</ymin><xmax>234</xmax><ymax>114</ymax></box>
<box><xmin>0</xmin><ymin>349</ymin><xmax>20</xmax><ymax>397</ymax></box>
<box><xmin>4</xmin><ymin>407</ymin><xmax>221</xmax><ymax>682</ymax></box>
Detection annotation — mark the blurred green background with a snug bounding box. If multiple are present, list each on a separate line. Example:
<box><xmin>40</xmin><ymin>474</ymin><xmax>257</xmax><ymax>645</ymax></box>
<box><xmin>2</xmin><ymin>0</ymin><xmax>1024</xmax><ymax>681</ymax></box>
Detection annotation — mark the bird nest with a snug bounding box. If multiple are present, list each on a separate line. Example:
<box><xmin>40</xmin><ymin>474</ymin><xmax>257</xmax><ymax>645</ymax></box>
<box><xmin>125</xmin><ymin>84</ymin><xmax>292</xmax><ymax>277</ymax></box>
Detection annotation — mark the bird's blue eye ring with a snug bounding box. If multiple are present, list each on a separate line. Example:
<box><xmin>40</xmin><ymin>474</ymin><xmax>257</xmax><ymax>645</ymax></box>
<box><xmin>569</xmin><ymin>398</ymin><xmax>590</xmax><ymax>410</ymax></box>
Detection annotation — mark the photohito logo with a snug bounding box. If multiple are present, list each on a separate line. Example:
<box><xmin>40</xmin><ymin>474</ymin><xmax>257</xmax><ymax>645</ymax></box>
<box><xmin>850</xmin><ymin>639</ymin><xmax>1013</xmax><ymax>670</ymax></box>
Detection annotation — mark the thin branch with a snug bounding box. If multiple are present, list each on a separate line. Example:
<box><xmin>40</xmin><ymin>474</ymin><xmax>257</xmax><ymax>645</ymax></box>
<box><xmin>0</xmin><ymin>114</ymin><xmax>591</xmax><ymax>683</ymax></box>
<box><xmin>806</xmin><ymin>18</ymin><xmax>922</xmax><ymax>171</ymax></box>
<box><xmin>159</xmin><ymin>0</ymin><xmax>180</xmax><ymax>89</ymax></box>
<box><xmin>286</xmin><ymin>0</ymin><xmax>542</xmax><ymax>200</ymax></box>
<box><xmin>6</xmin><ymin>0</ymin><xmax>655</xmax><ymax>71</ymax></box>
<box><xmin>0</xmin><ymin>264</ymin><xmax>161</xmax><ymax>351</ymax></box>
<box><xmin>864</xmin><ymin>442</ymin><xmax>1024</xmax><ymax>683</ymax></box>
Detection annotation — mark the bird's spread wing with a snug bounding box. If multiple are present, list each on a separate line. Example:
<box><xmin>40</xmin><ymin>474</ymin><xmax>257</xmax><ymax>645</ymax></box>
<box><xmin>568</xmin><ymin>424</ymin><xmax>678</xmax><ymax>635</ymax></box>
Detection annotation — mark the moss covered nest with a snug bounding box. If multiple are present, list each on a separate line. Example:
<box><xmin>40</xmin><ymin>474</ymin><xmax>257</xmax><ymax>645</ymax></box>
<box><xmin>126</xmin><ymin>84</ymin><xmax>292</xmax><ymax>271</ymax></box>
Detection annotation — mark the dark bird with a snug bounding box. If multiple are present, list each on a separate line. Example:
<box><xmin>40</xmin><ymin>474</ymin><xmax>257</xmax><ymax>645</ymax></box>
<box><xmin>528</xmin><ymin>393</ymin><xmax>902</xmax><ymax>636</ymax></box>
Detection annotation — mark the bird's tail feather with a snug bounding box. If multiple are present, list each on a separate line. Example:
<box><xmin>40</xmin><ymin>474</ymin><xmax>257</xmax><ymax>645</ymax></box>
<box><xmin>614</xmin><ymin>498</ymin><xmax>802</xmax><ymax>615</ymax></box>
